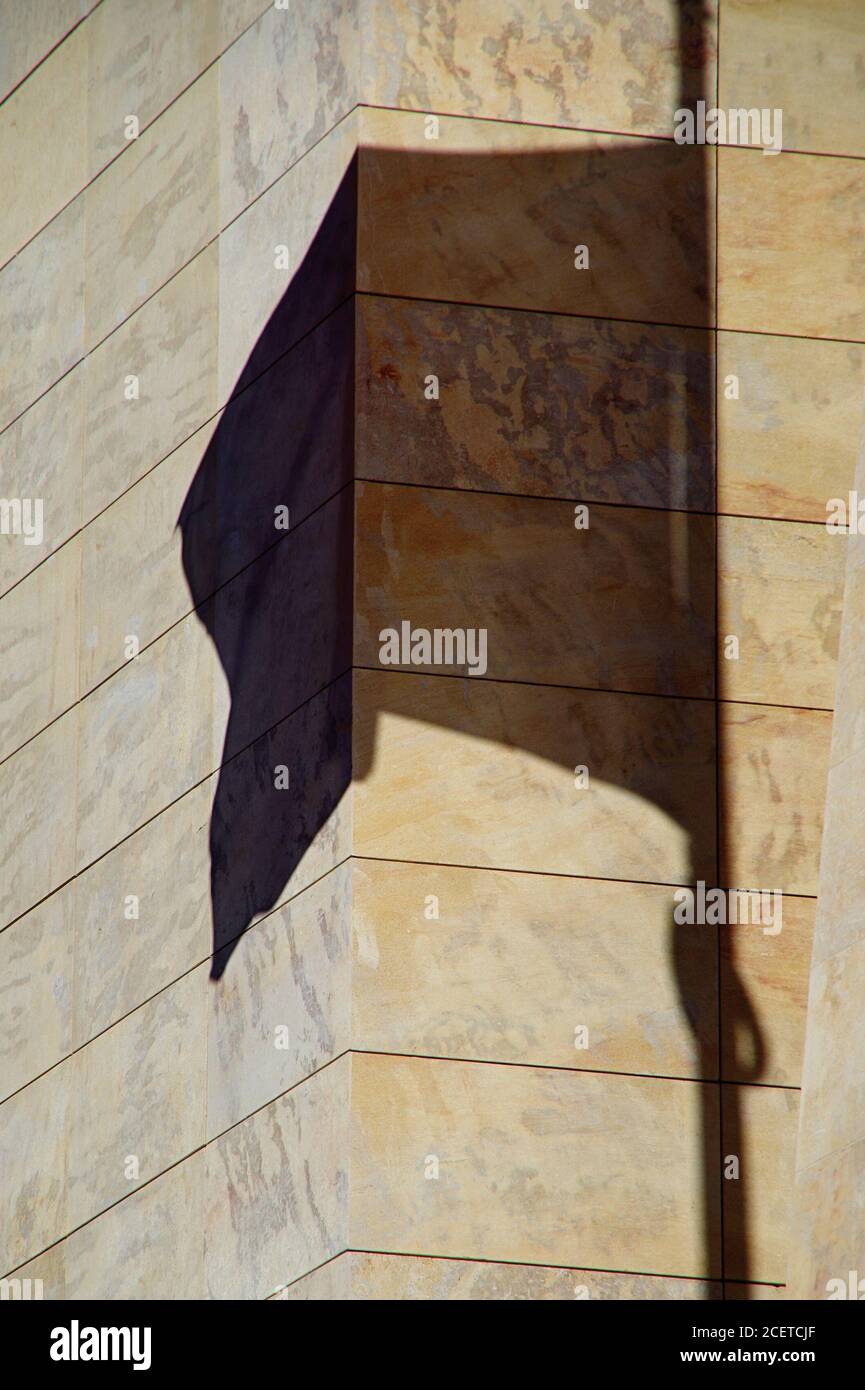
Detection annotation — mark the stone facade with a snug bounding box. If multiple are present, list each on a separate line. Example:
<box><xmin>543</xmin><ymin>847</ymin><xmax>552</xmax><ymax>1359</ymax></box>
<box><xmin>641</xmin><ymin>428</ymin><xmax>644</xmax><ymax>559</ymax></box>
<box><xmin>0</xmin><ymin>0</ymin><xmax>862</xmax><ymax>1300</ymax></box>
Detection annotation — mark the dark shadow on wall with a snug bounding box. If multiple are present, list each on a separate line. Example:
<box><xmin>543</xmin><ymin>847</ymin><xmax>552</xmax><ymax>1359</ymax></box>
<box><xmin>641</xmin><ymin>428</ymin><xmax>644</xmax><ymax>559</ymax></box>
<box><xmin>178</xmin><ymin>0</ymin><xmax>763</xmax><ymax>1292</ymax></box>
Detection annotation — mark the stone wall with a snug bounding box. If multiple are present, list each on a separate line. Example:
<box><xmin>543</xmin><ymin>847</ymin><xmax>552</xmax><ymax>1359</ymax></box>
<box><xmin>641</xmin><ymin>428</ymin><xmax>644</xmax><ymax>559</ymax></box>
<box><xmin>0</xmin><ymin>0</ymin><xmax>862</xmax><ymax>1300</ymax></box>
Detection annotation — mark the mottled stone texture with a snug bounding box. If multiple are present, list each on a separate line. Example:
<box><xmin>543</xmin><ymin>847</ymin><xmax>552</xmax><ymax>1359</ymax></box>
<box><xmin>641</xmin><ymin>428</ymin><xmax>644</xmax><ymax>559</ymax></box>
<box><xmin>0</xmin><ymin>0</ymin><xmax>859</xmax><ymax>1302</ymax></box>
<box><xmin>788</xmin><ymin>445</ymin><xmax>865</xmax><ymax>1297</ymax></box>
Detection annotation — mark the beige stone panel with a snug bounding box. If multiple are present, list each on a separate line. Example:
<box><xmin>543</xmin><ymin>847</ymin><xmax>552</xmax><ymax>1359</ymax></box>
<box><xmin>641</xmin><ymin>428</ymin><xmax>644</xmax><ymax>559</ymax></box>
<box><xmin>0</xmin><ymin>887</ymin><xmax>74</xmax><ymax>1103</ymax></box>
<box><xmin>77</xmin><ymin>676</ymin><xmax>353</xmax><ymax>1046</ymax></box>
<box><xmin>205</xmin><ymin>1054</ymin><xmax>350</xmax><ymax>1297</ymax></box>
<box><xmin>725</xmin><ymin>1281</ymin><xmax>785</xmax><ymax>1301</ymax></box>
<box><xmin>0</xmin><ymin>1062</ymin><xmax>70</xmax><ymax>1273</ymax></box>
<box><xmin>356</xmin><ymin>483</ymin><xmax>715</xmax><ymax>699</ymax></box>
<box><xmin>79</xmin><ymin>420</ymin><xmax>218</xmax><ymax>695</ymax></box>
<box><xmin>217</xmin><ymin>109</ymin><xmax>357</xmax><ymax>401</ymax></box>
<box><xmin>718</xmin><ymin>147</ymin><xmax>865</xmax><ymax>341</ymax></box>
<box><xmin>221</xmin><ymin>0</ymin><xmax>270</xmax><ymax>48</ymax></box>
<box><xmin>722</xmin><ymin>1084</ymin><xmax>799</xmax><ymax>1285</ymax></box>
<box><xmin>0</xmin><ymin>22</ymin><xmax>86</xmax><ymax>267</ymax></box>
<box><xmin>73</xmin><ymin>774</ymin><xmax>214</xmax><ymax>1049</ymax></box>
<box><xmin>0</xmin><ymin>709</ymin><xmax>77</xmax><ymax>933</ymax></box>
<box><xmin>796</xmin><ymin>934</ymin><xmax>865</xmax><ymax>1171</ymax></box>
<box><xmin>717</xmin><ymin>516</ymin><xmax>845</xmax><ymax>710</ymax></box>
<box><xmin>87</xmin><ymin>0</ymin><xmax>222</xmax><ymax>178</ymax></box>
<box><xmin>83</xmin><ymin>241</ymin><xmax>219</xmax><ymax>524</ymax></box>
<box><xmin>272</xmin><ymin>1257</ymin><xmax>351</xmax><ymax>1300</ymax></box>
<box><xmin>720</xmin><ymin>703</ymin><xmax>832</xmax><ymax>898</ymax></box>
<box><xmin>63</xmin><ymin>1151</ymin><xmax>206</xmax><ymax>1298</ymax></box>
<box><xmin>811</xmin><ymin>749</ymin><xmax>865</xmax><ymax>966</ymax></box>
<box><xmin>350</xmin><ymin>1053</ymin><xmax>720</xmax><ymax>1277</ymax></box>
<box><xmin>353</xmin><ymin>669</ymin><xmax>716</xmax><ymax>885</ymax></box>
<box><xmin>0</xmin><ymin>0</ymin><xmax>90</xmax><ymax>101</ymax></box>
<box><xmin>719</xmin><ymin>0</ymin><xmax>865</xmax><ymax>158</ymax></box>
<box><xmin>206</xmin><ymin>864</ymin><xmax>352</xmax><ymax>1138</ymax></box>
<box><xmin>357</xmin><ymin>296</ymin><xmax>714</xmax><ymax>513</ymax></box>
<box><xmin>717</xmin><ymin>332</ymin><xmax>864</xmax><ymax>523</ymax></box>
<box><xmin>76</xmin><ymin>610</ymin><xmax>225</xmax><ymax>872</ymax></box>
<box><xmin>85</xmin><ymin>68</ymin><xmax>219</xmax><ymax>349</ymax></box>
<box><xmin>0</xmin><ymin>537</ymin><xmax>80</xmax><ymax>762</ymax></box>
<box><xmin>219</xmin><ymin>0</ymin><xmax>359</xmax><ymax>227</ymax></box>
<box><xmin>67</xmin><ymin>965</ymin><xmax>207</xmax><ymax>1230</ymax></box>
<box><xmin>788</xmin><ymin>1138</ymin><xmax>865</xmax><ymax>1298</ymax></box>
<box><xmin>721</xmin><ymin>896</ymin><xmax>814</xmax><ymax>1089</ymax></box>
<box><xmin>0</xmin><ymin>197</ymin><xmax>85</xmax><ymax>430</ymax></box>
<box><xmin>7</xmin><ymin>1241</ymin><xmax>66</xmax><ymax>1299</ymax></box>
<box><xmin>0</xmin><ymin>369</ymin><xmax>83</xmax><ymax>596</ymax></box>
<box><xmin>351</xmin><ymin>860</ymin><xmax>717</xmax><ymax>1080</ymax></box>
<box><xmin>361</xmin><ymin>0</ymin><xmax>717</xmax><ymax>141</ymax></box>
<box><xmin>15</xmin><ymin>1152</ymin><xmax>207</xmax><ymax>1297</ymax></box>
<box><xmin>830</xmin><ymin>559</ymin><xmax>865</xmax><ymax>769</ymax></box>
<box><xmin>358</xmin><ymin>108</ymin><xmax>715</xmax><ymax>329</ymax></box>
<box><xmin>278</xmin><ymin>1250</ymin><xmax>720</xmax><ymax>1300</ymax></box>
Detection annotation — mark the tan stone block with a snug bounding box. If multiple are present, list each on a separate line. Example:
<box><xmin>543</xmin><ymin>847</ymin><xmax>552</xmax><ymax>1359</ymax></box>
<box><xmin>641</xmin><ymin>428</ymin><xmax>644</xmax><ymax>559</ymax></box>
<box><xmin>358</xmin><ymin>108</ymin><xmax>715</xmax><ymax>328</ymax></box>
<box><xmin>362</xmin><ymin>0</ymin><xmax>717</xmax><ymax>141</ymax></box>
<box><xmin>62</xmin><ymin>1151</ymin><xmax>206</xmax><ymax>1298</ymax></box>
<box><xmin>0</xmin><ymin>0</ymin><xmax>90</xmax><ymax>102</ymax></box>
<box><xmin>220</xmin><ymin>0</ymin><xmax>270</xmax><ymax>48</ymax></box>
<box><xmin>788</xmin><ymin>1137</ymin><xmax>865</xmax><ymax>1298</ymax></box>
<box><xmin>718</xmin><ymin>146</ymin><xmax>865</xmax><ymax>341</ymax></box>
<box><xmin>720</xmin><ymin>703</ymin><xmax>832</xmax><ymax>898</ymax></box>
<box><xmin>717</xmin><ymin>516</ymin><xmax>845</xmax><ymax>709</ymax></box>
<box><xmin>355</xmin><ymin>483</ymin><xmax>715</xmax><ymax>698</ymax></box>
<box><xmin>205</xmin><ymin>1054</ymin><xmax>350</xmax><ymax>1297</ymax></box>
<box><xmin>796</xmin><ymin>934</ymin><xmax>865</xmax><ymax>1170</ymax></box>
<box><xmin>206</xmin><ymin>863</ymin><xmax>352</xmax><ymax>1137</ymax></box>
<box><xmin>87</xmin><ymin>0</ymin><xmax>222</xmax><ymax>179</ymax></box>
<box><xmin>67</xmin><ymin>966</ymin><xmax>207</xmax><ymax>1230</ymax></box>
<box><xmin>812</xmin><ymin>748</ymin><xmax>865</xmax><ymax>965</ymax></box>
<box><xmin>0</xmin><ymin>710</ymin><xmax>77</xmax><ymax>932</ymax></box>
<box><xmin>0</xmin><ymin>22</ymin><xmax>86</xmax><ymax>266</ymax></box>
<box><xmin>73</xmin><ymin>774</ymin><xmax>214</xmax><ymax>1049</ymax></box>
<box><xmin>351</xmin><ymin>860</ymin><xmax>717</xmax><ymax>1080</ymax></box>
<box><xmin>0</xmin><ymin>1063</ymin><xmax>70</xmax><ymax>1272</ymax></box>
<box><xmin>722</xmin><ymin>1084</ymin><xmax>799</xmax><ymax>1285</ymax></box>
<box><xmin>83</xmin><ymin>241</ymin><xmax>219</xmax><ymax>524</ymax></box>
<box><xmin>0</xmin><ymin>887</ymin><xmax>74</xmax><ymax>1103</ymax></box>
<box><xmin>717</xmin><ymin>331</ymin><xmax>864</xmax><ymax>523</ymax></box>
<box><xmin>719</xmin><ymin>0</ymin><xmax>865</xmax><ymax>158</ymax></box>
<box><xmin>85</xmin><ymin>68</ymin><xmax>218</xmax><ymax>348</ymax></box>
<box><xmin>353</xmin><ymin>669</ymin><xmax>716</xmax><ymax>885</ymax></box>
<box><xmin>357</xmin><ymin>295</ymin><xmax>714</xmax><ymax>512</ymax></box>
<box><xmin>7</xmin><ymin>1241</ymin><xmax>66</xmax><ymax>1299</ymax></box>
<box><xmin>0</xmin><ymin>369</ymin><xmax>83</xmax><ymax>595</ymax></box>
<box><xmin>350</xmin><ymin>1053</ymin><xmax>721</xmax><ymax>1277</ymax></box>
<box><xmin>219</xmin><ymin>0</ymin><xmax>359</xmax><ymax>227</ymax></box>
<box><xmin>721</xmin><ymin>896</ymin><xmax>814</xmax><ymax>1088</ymax></box>
<box><xmin>724</xmin><ymin>1281</ymin><xmax>785</xmax><ymax>1301</ymax></box>
<box><xmin>0</xmin><ymin>197</ymin><xmax>84</xmax><ymax>429</ymax></box>
<box><xmin>217</xmin><ymin>110</ymin><xmax>357</xmax><ymax>401</ymax></box>
<box><xmin>0</xmin><ymin>536</ymin><xmax>80</xmax><ymax>761</ymax></box>
<box><xmin>830</xmin><ymin>561</ymin><xmax>865</xmax><ymax>767</ymax></box>
<box><xmin>79</xmin><ymin>421</ymin><xmax>219</xmax><ymax>695</ymax></box>
<box><xmin>278</xmin><ymin>1250</ymin><xmax>721</xmax><ymax>1300</ymax></box>
<box><xmin>76</xmin><ymin>610</ymin><xmax>224</xmax><ymax>871</ymax></box>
